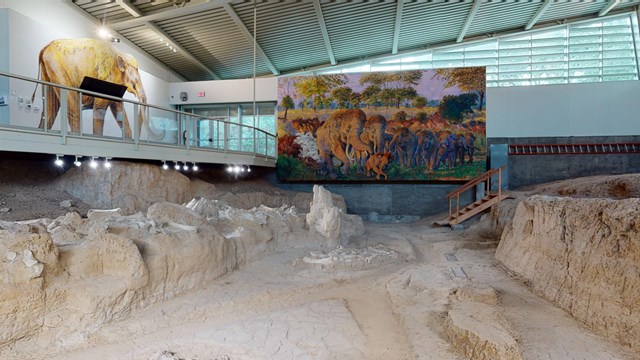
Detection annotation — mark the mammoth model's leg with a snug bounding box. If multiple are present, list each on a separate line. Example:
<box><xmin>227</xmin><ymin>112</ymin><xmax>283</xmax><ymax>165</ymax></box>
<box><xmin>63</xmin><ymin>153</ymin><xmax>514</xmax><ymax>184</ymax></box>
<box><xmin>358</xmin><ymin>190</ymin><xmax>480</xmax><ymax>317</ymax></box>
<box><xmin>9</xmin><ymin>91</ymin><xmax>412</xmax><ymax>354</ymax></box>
<box><xmin>39</xmin><ymin>87</ymin><xmax>60</xmax><ymax>131</ymax></box>
<box><xmin>66</xmin><ymin>92</ymin><xmax>81</xmax><ymax>133</ymax></box>
<box><xmin>109</xmin><ymin>101</ymin><xmax>133</xmax><ymax>139</ymax></box>
<box><xmin>92</xmin><ymin>99</ymin><xmax>109</xmax><ymax>136</ymax></box>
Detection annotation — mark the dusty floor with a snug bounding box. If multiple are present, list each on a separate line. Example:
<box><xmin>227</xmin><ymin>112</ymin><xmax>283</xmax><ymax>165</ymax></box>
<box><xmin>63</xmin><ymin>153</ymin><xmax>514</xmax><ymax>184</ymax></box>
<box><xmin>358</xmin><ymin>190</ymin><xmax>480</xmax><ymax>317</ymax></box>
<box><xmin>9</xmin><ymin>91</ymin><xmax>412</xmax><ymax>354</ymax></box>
<box><xmin>2</xmin><ymin>215</ymin><xmax>634</xmax><ymax>360</ymax></box>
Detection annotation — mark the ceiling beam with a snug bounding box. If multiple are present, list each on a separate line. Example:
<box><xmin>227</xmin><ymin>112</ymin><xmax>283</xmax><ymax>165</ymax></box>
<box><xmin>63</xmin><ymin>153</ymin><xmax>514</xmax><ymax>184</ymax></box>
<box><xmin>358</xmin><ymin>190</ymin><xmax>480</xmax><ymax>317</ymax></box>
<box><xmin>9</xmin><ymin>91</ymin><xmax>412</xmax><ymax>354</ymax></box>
<box><xmin>392</xmin><ymin>0</ymin><xmax>404</xmax><ymax>55</ymax></box>
<box><xmin>312</xmin><ymin>0</ymin><xmax>336</xmax><ymax>65</ymax></box>
<box><xmin>457</xmin><ymin>0</ymin><xmax>481</xmax><ymax>43</ymax></box>
<box><xmin>221</xmin><ymin>3</ymin><xmax>280</xmax><ymax>76</ymax></box>
<box><xmin>115</xmin><ymin>0</ymin><xmax>143</xmax><ymax>18</ymax></box>
<box><xmin>525</xmin><ymin>0</ymin><xmax>553</xmax><ymax>30</ymax></box>
<box><xmin>599</xmin><ymin>0</ymin><xmax>620</xmax><ymax>16</ymax></box>
<box><xmin>111</xmin><ymin>0</ymin><xmax>234</xmax><ymax>30</ymax></box>
<box><xmin>110</xmin><ymin>0</ymin><xmax>221</xmax><ymax>79</ymax></box>
<box><xmin>61</xmin><ymin>0</ymin><xmax>186</xmax><ymax>81</ymax></box>
<box><xmin>145</xmin><ymin>23</ymin><xmax>221</xmax><ymax>80</ymax></box>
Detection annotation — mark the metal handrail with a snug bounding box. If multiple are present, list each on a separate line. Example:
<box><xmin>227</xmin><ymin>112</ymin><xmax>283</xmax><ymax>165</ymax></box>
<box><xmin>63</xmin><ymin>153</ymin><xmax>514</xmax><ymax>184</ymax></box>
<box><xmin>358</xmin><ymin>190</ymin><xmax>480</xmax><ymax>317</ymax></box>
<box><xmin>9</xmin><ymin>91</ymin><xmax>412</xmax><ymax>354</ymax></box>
<box><xmin>0</xmin><ymin>70</ymin><xmax>276</xmax><ymax>139</ymax></box>
<box><xmin>0</xmin><ymin>70</ymin><xmax>277</xmax><ymax>158</ymax></box>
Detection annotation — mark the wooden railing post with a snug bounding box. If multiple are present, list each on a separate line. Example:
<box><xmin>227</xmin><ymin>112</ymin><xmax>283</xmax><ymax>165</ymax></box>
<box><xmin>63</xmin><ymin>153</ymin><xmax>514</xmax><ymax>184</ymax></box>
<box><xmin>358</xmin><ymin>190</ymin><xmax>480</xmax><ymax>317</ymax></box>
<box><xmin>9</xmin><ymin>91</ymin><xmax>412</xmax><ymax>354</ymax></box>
<box><xmin>498</xmin><ymin>167</ymin><xmax>502</xmax><ymax>198</ymax></box>
<box><xmin>456</xmin><ymin>193</ymin><xmax>460</xmax><ymax>224</ymax></box>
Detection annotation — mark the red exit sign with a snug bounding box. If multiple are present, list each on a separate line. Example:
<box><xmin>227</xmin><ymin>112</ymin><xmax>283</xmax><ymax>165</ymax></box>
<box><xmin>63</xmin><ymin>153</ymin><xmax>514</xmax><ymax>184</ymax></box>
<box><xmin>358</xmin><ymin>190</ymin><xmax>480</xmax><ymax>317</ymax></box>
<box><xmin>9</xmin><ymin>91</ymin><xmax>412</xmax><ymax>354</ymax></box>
<box><xmin>198</xmin><ymin>91</ymin><xmax>206</xmax><ymax>97</ymax></box>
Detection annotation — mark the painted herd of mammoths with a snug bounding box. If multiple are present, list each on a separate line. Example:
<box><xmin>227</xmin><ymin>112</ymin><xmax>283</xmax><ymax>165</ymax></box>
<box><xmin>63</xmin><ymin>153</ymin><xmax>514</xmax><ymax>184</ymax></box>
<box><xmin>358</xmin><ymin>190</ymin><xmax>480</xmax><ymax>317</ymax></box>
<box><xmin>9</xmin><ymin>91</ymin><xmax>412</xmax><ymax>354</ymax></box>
<box><xmin>283</xmin><ymin>108</ymin><xmax>483</xmax><ymax>180</ymax></box>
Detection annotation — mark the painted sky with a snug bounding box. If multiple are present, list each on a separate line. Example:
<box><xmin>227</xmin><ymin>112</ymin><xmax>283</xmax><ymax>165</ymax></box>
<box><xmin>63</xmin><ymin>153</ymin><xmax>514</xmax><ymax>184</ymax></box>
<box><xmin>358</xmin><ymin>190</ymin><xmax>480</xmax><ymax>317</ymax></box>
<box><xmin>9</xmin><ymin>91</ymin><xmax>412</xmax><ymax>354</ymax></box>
<box><xmin>278</xmin><ymin>69</ymin><xmax>464</xmax><ymax>102</ymax></box>
<box><xmin>343</xmin><ymin>70</ymin><xmax>462</xmax><ymax>100</ymax></box>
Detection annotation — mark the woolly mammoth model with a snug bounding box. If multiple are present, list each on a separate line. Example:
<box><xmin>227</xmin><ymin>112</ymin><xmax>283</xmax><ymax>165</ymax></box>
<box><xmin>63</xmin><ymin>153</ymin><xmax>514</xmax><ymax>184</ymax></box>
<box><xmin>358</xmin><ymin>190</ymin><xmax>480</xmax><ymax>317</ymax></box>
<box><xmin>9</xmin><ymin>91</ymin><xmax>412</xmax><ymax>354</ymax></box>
<box><xmin>32</xmin><ymin>38</ymin><xmax>163</xmax><ymax>139</ymax></box>
<box><xmin>316</xmin><ymin>109</ymin><xmax>373</xmax><ymax>177</ymax></box>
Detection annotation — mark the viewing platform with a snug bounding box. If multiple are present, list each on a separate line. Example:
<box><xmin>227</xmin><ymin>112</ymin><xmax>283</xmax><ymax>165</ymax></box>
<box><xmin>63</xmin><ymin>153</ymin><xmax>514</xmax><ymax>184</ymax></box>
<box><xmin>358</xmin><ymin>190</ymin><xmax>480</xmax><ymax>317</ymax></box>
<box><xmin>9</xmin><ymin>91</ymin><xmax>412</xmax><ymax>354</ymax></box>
<box><xmin>0</xmin><ymin>71</ymin><xmax>277</xmax><ymax>168</ymax></box>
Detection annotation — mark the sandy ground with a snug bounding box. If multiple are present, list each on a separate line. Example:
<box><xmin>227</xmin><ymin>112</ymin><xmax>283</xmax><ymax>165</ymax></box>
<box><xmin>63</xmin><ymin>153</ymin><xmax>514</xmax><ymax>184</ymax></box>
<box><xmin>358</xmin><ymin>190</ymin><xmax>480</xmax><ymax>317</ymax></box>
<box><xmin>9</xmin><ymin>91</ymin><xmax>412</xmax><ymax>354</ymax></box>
<box><xmin>2</xmin><ymin>214</ymin><xmax>634</xmax><ymax>360</ymax></box>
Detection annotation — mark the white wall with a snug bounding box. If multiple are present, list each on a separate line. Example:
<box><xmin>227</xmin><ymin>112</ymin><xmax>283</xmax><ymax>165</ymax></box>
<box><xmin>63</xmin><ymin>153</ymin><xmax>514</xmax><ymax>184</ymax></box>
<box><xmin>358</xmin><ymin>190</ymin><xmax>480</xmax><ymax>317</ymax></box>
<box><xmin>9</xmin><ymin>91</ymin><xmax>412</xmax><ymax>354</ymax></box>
<box><xmin>0</xmin><ymin>9</ymin><xmax>8</xmax><ymax>124</ymax></box>
<box><xmin>168</xmin><ymin>78</ymin><xmax>278</xmax><ymax>105</ymax></box>
<box><xmin>487</xmin><ymin>80</ymin><xmax>640</xmax><ymax>138</ymax></box>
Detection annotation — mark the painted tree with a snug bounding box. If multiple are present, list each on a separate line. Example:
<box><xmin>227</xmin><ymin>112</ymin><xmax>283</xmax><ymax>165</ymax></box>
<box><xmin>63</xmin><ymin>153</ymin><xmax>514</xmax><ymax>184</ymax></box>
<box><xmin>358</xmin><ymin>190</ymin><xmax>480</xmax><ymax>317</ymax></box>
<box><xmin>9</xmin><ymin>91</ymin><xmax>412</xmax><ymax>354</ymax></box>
<box><xmin>413</xmin><ymin>96</ymin><xmax>427</xmax><ymax>108</ymax></box>
<box><xmin>395</xmin><ymin>87</ymin><xmax>417</xmax><ymax>108</ymax></box>
<box><xmin>348</xmin><ymin>91</ymin><xmax>362</xmax><ymax>108</ymax></box>
<box><xmin>293</xmin><ymin>74</ymin><xmax>347</xmax><ymax>111</ymax></box>
<box><xmin>434</xmin><ymin>67</ymin><xmax>486</xmax><ymax>110</ymax></box>
<box><xmin>359</xmin><ymin>70</ymin><xmax>423</xmax><ymax>108</ymax></box>
<box><xmin>439</xmin><ymin>93</ymin><xmax>478</xmax><ymax>123</ymax></box>
<box><xmin>379</xmin><ymin>88</ymin><xmax>395</xmax><ymax>108</ymax></box>
<box><xmin>331</xmin><ymin>86</ymin><xmax>354</xmax><ymax>108</ymax></box>
<box><xmin>361</xmin><ymin>85</ymin><xmax>381</xmax><ymax>108</ymax></box>
<box><xmin>280</xmin><ymin>95</ymin><xmax>294</xmax><ymax>121</ymax></box>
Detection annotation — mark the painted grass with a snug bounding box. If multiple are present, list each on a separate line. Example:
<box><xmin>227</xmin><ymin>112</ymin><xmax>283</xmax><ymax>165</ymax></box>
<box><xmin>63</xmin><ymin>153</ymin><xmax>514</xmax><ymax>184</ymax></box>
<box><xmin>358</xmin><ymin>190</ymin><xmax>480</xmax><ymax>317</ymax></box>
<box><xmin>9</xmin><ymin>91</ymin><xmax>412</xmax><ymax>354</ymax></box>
<box><xmin>277</xmin><ymin>155</ymin><xmax>487</xmax><ymax>182</ymax></box>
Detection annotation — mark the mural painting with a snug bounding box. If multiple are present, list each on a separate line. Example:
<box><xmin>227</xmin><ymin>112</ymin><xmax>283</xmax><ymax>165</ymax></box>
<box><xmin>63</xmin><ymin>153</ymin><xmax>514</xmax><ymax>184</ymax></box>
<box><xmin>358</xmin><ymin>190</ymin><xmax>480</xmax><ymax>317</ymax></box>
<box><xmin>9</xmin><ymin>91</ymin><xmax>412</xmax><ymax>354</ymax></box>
<box><xmin>32</xmin><ymin>38</ymin><xmax>163</xmax><ymax>140</ymax></box>
<box><xmin>276</xmin><ymin>67</ymin><xmax>487</xmax><ymax>181</ymax></box>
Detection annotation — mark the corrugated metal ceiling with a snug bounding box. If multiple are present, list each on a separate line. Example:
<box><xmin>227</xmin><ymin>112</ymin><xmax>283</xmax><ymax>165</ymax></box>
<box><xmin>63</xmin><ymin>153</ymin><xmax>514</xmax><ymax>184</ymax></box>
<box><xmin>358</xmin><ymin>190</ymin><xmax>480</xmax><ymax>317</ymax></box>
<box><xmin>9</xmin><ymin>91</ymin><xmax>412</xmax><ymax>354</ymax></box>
<box><xmin>70</xmin><ymin>0</ymin><xmax>640</xmax><ymax>81</ymax></box>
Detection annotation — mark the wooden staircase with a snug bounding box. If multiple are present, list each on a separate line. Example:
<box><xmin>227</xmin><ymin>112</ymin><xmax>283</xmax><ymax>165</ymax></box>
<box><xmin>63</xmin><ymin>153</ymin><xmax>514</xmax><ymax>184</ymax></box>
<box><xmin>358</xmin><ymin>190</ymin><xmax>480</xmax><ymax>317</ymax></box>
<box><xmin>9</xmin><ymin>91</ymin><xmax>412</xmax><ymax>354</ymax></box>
<box><xmin>436</xmin><ymin>166</ymin><xmax>508</xmax><ymax>226</ymax></box>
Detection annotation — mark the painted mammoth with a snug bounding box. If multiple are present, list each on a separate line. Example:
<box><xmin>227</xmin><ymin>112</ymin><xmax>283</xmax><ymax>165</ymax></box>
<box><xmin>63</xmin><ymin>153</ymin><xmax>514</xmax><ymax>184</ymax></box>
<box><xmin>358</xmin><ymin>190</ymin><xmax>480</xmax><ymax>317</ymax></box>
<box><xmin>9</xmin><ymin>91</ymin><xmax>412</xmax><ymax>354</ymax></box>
<box><xmin>387</xmin><ymin>127</ymin><xmax>417</xmax><ymax>168</ymax></box>
<box><xmin>413</xmin><ymin>129</ymin><xmax>438</xmax><ymax>171</ymax></box>
<box><xmin>316</xmin><ymin>109</ymin><xmax>373</xmax><ymax>177</ymax></box>
<box><xmin>352</xmin><ymin>115</ymin><xmax>387</xmax><ymax>172</ymax></box>
<box><xmin>32</xmin><ymin>38</ymin><xmax>164</xmax><ymax>140</ymax></box>
<box><xmin>434</xmin><ymin>131</ymin><xmax>457</xmax><ymax>171</ymax></box>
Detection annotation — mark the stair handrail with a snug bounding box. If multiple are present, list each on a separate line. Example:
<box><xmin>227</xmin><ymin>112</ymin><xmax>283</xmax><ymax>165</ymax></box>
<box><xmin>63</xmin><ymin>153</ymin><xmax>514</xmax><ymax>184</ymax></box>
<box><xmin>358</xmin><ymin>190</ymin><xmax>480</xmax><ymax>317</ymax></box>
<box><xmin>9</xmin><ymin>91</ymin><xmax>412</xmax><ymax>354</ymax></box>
<box><xmin>445</xmin><ymin>165</ymin><xmax>506</xmax><ymax>199</ymax></box>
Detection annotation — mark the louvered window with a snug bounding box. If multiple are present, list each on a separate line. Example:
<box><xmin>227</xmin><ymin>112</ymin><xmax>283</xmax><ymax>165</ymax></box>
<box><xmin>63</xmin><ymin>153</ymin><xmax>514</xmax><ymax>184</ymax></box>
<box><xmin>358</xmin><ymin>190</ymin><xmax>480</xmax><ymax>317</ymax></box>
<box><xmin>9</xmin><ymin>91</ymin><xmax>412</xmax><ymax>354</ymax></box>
<box><xmin>314</xmin><ymin>13</ymin><xmax>639</xmax><ymax>88</ymax></box>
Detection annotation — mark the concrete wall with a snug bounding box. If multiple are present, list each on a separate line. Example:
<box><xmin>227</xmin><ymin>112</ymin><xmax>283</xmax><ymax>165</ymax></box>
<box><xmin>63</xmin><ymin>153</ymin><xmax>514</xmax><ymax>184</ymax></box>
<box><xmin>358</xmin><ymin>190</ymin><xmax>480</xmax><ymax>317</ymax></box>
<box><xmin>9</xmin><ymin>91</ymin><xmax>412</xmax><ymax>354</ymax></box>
<box><xmin>487</xmin><ymin>81</ymin><xmax>640</xmax><ymax>138</ymax></box>
<box><xmin>268</xmin><ymin>173</ymin><xmax>472</xmax><ymax>217</ymax></box>
<box><xmin>489</xmin><ymin>136</ymin><xmax>640</xmax><ymax>189</ymax></box>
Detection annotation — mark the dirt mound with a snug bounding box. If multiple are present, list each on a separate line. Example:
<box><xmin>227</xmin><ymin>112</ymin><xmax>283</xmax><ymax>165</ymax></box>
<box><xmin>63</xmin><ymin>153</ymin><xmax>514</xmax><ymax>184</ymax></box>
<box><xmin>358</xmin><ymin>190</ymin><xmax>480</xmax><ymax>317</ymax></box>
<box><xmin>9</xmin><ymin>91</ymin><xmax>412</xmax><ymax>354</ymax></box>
<box><xmin>497</xmin><ymin>195</ymin><xmax>640</xmax><ymax>352</ymax></box>
<box><xmin>527</xmin><ymin>173</ymin><xmax>640</xmax><ymax>199</ymax></box>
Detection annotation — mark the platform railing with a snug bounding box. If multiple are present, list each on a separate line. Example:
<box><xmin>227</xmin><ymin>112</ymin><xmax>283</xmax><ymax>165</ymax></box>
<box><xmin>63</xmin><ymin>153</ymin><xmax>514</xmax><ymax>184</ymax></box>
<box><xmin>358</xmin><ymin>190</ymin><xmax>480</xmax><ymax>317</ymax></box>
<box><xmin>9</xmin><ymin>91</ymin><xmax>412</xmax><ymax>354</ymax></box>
<box><xmin>441</xmin><ymin>166</ymin><xmax>506</xmax><ymax>226</ymax></box>
<box><xmin>0</xmin><ymin>70</ymin><xmax>277</xmax><ymax>160</ymax></box>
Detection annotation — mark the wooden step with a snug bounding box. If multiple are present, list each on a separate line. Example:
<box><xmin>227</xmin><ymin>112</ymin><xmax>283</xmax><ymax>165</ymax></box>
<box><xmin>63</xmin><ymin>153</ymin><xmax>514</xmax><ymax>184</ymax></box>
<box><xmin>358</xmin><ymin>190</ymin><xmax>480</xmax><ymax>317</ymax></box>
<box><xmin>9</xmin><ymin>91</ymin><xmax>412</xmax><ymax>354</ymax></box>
<box><xmin>446</xmin><ymin>194</ymin><xmax>509</xmax><ymax>225</ymax></box>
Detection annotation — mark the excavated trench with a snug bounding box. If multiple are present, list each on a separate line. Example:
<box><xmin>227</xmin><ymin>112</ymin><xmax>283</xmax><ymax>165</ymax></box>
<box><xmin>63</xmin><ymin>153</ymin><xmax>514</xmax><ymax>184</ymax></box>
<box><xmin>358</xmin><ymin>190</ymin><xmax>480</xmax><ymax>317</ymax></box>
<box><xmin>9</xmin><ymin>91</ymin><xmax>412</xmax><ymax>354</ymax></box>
<box><xmin>0</xmin><ymin>162</ymin><xmax>638</xmax><ymax>359</ymax></box>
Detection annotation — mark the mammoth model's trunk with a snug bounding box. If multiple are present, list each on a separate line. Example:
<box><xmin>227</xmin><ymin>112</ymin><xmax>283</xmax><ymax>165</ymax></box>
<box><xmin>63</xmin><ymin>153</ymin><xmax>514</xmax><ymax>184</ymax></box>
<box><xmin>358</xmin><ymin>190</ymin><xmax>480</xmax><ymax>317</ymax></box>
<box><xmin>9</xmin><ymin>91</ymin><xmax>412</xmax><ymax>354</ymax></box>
<box><xmin>135</xmin><ymin>92</ymin><xmax>164</xmax><ymax>141</ymax></box>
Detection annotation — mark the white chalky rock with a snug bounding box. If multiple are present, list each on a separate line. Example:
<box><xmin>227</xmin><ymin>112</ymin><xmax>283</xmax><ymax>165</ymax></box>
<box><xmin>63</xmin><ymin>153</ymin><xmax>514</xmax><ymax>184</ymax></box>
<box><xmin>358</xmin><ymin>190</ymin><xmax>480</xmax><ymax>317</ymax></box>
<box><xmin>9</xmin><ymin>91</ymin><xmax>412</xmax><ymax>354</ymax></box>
<box><xmin>32</xmin><ymin>263</ymin><xmax>44</xmax><ymax>278</ymax></box>
<box><xmin>87</xmin><ymin>208</ymin><xmax>123</xmax><ymax>220</ymax></box>
<box><xmin>6</xmin><ymin>251</ymin><xmax>16</xmax><ymax>261</ymax></box>
<box><xmin>306</xmin><ymin>185</ymin><xmax>364</xmax><ymax>248</ymax></box>
<box><xmin>22</xmin><ymin>249</ymin><xmax>39</xmax><ymax>267</ymax></box>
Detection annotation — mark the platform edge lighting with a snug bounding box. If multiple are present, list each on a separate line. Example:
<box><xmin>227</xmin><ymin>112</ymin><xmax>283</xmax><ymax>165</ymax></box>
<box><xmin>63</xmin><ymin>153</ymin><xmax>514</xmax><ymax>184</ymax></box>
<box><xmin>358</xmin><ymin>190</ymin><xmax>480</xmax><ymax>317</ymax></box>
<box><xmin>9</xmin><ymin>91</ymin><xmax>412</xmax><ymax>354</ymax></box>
<box><xmin>73</xmin><ymin>156</ymin><xmax>81</xmax><ymax>167</ymax></box>
<box><xmin>89</xmin><ymin>157</ymin><xmax>98</xmax><ymax>169</ymax></box>
<box><xmin>226</xmin><ymin>164</ymin><xmax>251</xmax><ymax>175</ymax></box>
<box><xmin>54</xmin><ymin>154</ymin><xmax>63</xmax><ymax>167</ymax></box>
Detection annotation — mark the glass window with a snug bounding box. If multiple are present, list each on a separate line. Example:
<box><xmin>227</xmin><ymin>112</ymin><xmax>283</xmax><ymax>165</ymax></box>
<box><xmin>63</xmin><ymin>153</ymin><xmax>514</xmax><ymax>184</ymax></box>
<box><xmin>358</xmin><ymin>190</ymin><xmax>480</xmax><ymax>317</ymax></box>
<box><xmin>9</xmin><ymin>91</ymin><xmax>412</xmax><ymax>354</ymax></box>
<box><xmin>310</xmin><ymin>12</ymin><xmax>638</xmax><ymax>88</ymax></box>
<box><xmin>180</xmin><ymin>102</ymin><xmax>276</xmax><ymax>154</ymax></box>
